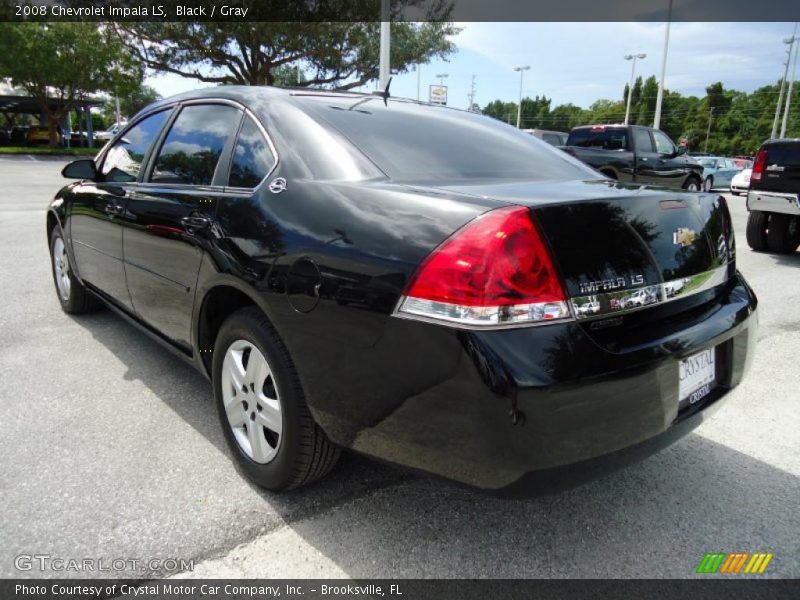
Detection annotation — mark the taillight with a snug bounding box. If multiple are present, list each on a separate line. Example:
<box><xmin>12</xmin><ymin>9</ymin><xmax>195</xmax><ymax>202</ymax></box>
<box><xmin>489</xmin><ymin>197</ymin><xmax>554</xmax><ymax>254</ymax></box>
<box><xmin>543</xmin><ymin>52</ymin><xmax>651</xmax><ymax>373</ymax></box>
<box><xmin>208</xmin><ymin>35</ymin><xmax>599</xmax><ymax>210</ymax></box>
<box><xmin>395</xmin><ymin>206</ymin><xmax>571</xmax><ymax>327</ymax></box>
<box><xmin>751</xmin><ymin>148</ymin><xmax>768</xmax><ymax>183</ymax></box>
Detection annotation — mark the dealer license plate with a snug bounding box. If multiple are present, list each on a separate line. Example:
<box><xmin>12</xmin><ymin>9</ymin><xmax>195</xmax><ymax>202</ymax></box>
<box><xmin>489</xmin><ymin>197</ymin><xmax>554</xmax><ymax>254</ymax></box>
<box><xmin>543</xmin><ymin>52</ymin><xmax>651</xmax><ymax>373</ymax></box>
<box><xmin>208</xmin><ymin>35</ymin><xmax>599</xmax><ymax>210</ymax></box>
<box><xmin>679</xmin><ymin>348</ymin><xmax>716</xmax><ymax>406</ymax></box>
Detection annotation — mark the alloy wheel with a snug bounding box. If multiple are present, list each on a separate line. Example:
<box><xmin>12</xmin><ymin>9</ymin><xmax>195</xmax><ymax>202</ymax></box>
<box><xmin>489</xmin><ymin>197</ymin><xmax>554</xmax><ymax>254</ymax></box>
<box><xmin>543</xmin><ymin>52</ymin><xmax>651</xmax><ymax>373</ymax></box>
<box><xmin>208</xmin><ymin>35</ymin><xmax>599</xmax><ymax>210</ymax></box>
<box><xmin>52</xmin><ymin>237</ymin><xmax>71</xmax><ymax>301</ymax></box>
<box><xmin>220</xmin><ymin>339</ymin><xmax>282</xmax><ymax>464</ymax></box>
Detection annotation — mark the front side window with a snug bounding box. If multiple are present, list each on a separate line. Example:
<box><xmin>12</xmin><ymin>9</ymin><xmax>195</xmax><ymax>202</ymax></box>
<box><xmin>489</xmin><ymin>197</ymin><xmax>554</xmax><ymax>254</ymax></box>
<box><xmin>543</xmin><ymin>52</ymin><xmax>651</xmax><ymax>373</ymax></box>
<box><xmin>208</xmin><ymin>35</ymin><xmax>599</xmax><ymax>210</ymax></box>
<box><xmin>101</xmin><ymin>110</ymin><xmax>169</xmax><ymax>182</ymax></box>
<box><xmin>652</xmin><ymin>130</ymin><xmax>676</xmax><ymax>155</ymax></box>
<box><xmin>151</xmin><ymin>104</ymin><xmax>242</xmax><ymax>186</ymax></box>
<box><xmin>228</xmin><ymin>115</ymin><xmax>275</xmax><ymax>188</ymax></box>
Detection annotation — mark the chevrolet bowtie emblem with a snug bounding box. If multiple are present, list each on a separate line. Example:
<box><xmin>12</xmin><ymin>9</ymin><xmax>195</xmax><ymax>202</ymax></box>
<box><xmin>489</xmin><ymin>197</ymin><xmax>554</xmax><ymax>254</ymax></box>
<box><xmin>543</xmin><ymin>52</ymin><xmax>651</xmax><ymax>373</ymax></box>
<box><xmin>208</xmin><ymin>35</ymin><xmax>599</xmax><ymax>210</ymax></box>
<box><xmin>673</xmin><ymin>227</ymin><xmax>697</xmax><ymax>247</ymax></box>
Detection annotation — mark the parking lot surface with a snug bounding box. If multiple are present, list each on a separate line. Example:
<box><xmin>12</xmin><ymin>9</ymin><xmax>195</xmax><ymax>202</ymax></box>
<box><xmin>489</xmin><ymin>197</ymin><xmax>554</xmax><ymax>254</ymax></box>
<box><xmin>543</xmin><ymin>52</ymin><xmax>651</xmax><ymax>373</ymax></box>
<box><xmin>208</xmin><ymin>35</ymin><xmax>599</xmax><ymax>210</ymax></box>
<box><xmin>1</xmin><ymin>155</ymin><xmax>798</xmax><ymax>579</ymax></box>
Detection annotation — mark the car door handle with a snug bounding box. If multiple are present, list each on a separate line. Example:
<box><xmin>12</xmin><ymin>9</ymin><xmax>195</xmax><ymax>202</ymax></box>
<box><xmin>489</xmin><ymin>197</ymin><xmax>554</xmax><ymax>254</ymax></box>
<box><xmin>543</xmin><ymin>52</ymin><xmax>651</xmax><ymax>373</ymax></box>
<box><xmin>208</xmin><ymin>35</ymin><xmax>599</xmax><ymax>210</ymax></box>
<box><xmin>104</xmin><ymin>204</ymin><xmax>124</xmax><ymax>216</ymax></box>
<box><xmin>181</xmin><ymin>215</ymin><xmax>211</xmax><ymax>230</ymax></box>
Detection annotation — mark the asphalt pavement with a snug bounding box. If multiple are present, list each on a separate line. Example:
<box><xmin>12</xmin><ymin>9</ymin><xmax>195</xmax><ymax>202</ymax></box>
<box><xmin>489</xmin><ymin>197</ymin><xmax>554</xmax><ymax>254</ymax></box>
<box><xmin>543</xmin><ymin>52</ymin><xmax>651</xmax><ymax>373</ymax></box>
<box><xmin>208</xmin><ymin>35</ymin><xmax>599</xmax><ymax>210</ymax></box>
<box><xmin>0</xmin><ymin>155</ymin><xmax>798</xmax><ymax>580</ymax></box>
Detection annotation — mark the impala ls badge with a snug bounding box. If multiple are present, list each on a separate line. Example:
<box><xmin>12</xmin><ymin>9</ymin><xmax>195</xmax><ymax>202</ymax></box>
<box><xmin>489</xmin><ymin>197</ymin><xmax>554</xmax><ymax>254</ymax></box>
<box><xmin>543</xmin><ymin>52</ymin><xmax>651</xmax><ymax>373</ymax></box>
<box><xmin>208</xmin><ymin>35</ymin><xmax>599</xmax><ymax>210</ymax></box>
<box><xmin>673</xmin><ymin>227</ymin><xmax>697</xmax><ymax>247</ymax></box>
<box><xmin>268</xmin><ymin>177</ymin><xmax>287</xmax><ymax>194</ymax></box>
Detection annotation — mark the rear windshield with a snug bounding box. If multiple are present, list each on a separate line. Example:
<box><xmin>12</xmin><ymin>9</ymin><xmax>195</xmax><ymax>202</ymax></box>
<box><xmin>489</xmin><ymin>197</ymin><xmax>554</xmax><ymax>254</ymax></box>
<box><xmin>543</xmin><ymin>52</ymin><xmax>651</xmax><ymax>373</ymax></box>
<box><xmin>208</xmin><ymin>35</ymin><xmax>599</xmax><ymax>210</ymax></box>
<box><xmin>293</xmin><ymin>96</ymin><xmax>590</xmax><ymax>182</ymax></box>
<box><xmin>567</xmin><ymin>128</ymin><xmax>628</xmax><ymax>150</ymax></box>
<box><xmin>762</xmin><ymin>143</ymin><xmax>800</xmax><ymax>166</ymax></box>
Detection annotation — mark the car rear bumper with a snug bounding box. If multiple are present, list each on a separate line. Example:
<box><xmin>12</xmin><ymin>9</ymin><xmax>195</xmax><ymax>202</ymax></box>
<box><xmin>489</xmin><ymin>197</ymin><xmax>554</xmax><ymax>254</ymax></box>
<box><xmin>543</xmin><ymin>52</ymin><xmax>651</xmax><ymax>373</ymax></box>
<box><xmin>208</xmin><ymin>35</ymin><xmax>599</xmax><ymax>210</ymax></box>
<box><xmin>330</xmin><ymin>272</ymin><xmax>757</xmax><ymax>493</ymax></box>
<box><xmin>746</xmin><ymin>190</ymin><xmax>800</xmax><ymax>215</ymax></box>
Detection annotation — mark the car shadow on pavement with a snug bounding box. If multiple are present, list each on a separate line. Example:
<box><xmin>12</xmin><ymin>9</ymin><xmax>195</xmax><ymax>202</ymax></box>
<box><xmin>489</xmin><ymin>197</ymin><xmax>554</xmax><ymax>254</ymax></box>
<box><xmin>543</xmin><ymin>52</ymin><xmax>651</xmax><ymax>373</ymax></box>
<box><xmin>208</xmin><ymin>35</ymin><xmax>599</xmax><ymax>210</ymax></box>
<box><xmin>72</xmin><ymin>310</ymin><xmax>800</xmax><ymax>579</ymax></box>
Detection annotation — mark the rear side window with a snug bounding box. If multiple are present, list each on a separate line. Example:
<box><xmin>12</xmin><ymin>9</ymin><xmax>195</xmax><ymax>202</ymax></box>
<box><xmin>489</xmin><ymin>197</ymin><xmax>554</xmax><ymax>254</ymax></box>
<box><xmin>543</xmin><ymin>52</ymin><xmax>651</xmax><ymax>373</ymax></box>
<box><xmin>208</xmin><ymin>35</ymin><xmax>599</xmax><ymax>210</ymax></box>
<box><xmin>568</xmin><ymin>128</ymin><xmax>628</xmax><ymax>150</ymax></box>
<box><xmin>631</xmin><ymin>128</ymin><xmax>654</xmax><ymax>153</ymax></box>
<box><xmin>151</xmin><ymin>104</ymin><xmax>242</xmax><ymax>185</ymax></box>
<box><xmin>101</xmin><ymin>110</ymin><xmax>169</xmax><ymax>182</ymax></box>
<box><xmin>762</xmin><ymin>143</ymin><xmax>800</xmax><ymax>166</ymax></box>
<box><xmin>542</xmin><ymin>133</ymin><xmax>562</xmax><ymax>146</ymax></box>
<box><xmin>228</xmin><ymin>115</ymin><xmax>275</xmax><ymax>188</ymax></box>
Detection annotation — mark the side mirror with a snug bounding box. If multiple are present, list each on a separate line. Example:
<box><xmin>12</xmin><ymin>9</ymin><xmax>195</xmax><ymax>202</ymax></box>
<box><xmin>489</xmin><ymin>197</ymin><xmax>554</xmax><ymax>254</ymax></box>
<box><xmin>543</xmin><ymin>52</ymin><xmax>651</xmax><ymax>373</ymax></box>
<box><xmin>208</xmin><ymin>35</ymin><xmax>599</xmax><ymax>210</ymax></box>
<box><xmin>62</xmin><ymin>159</ymin><xmax>98</xmax><ymax>180</ymax></box>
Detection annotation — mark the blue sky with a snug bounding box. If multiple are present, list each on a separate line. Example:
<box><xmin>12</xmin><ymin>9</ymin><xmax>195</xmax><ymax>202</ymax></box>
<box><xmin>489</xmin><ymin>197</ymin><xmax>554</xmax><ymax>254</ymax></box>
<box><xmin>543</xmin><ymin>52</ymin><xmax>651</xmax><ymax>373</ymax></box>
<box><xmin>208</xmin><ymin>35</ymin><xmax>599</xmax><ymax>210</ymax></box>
<box><xmin>147</xmin><ymin>22</ymin><xmax>798</xmax><ymax>112</ymax></box>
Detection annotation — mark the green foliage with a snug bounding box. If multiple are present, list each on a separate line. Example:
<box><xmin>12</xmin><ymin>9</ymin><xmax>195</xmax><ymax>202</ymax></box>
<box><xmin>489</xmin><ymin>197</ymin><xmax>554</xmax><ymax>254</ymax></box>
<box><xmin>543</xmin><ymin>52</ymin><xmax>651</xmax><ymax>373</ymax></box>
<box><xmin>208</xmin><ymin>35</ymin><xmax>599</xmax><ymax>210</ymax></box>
<box><xmin>102</xmin><ymin>84</ymin><xmax>161</xmax><ymax>124</ymax></box>
<box><xmin>483</xmin><ymin>79</ymin><xmax>800</xmax><ymax>156</ymax></box>
<box><xmin>115</xmin><ymin>18</ymin><xmax>458</xmax><ymax>90</ymax></box>
<box><xmin>0</xmin><ymin>22</ymin><xmax>141</xmax><ymax>147</ymax></box>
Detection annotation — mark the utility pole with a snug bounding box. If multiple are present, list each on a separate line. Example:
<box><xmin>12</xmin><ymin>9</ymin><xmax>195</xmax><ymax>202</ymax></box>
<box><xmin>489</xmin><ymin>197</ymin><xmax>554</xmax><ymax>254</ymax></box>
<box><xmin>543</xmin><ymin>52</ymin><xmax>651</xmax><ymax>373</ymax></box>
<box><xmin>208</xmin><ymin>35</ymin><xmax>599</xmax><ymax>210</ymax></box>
<box><xmin>514</xmin><ymin>66</ymin><xmax>530</xmax><ymax>128</ymax></box>
<box><xmin>781</xmin><ymin>29</ymin><xmax>800</xmax><ymax>139</ymax></box>
<box><xmin>772</xmin><ymin>25</ymin><xmax>797</xmax><ymax>139</ymax></box>
<box><xmin>378</xmin><ymin>0</ymin><xmax>390</xmax><ymax>90</ymax></box>
<box><xmin>653</xmin><ymin>0</ymin><xmax>673</xmax><ymax>130</ymax></box>
<box><xmin>704</xmin><ymin>107</ymin><xmax>715</xmax><ymax>153</ymax></box>
<box><xmin>416</xmin><ymin>64</ymin><xmax>421</xmax><ymax>101</ymax></box>
<box><xmin>467</xmin><ymin>74</ymin><xmax>476</xmax><ymax>111</ymax></box>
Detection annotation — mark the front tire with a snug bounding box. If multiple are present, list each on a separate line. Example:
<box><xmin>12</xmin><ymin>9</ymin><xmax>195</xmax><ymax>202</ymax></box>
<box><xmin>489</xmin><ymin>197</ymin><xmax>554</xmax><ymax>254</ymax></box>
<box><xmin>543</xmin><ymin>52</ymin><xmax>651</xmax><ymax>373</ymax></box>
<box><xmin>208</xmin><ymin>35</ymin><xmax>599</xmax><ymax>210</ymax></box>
<box><xmin>746</xmin><ymin>210</ymin><xmax>770</xmax><ymax>251</ymax></box>
<box><xmin>766</xmin><ymin>214</ymin><xmax>800</xmax><ymax>254</ymax></box>
<box><xmin>213</xmin><ymin>307</ymin><xmax>340</xmax><ymax>491</ymax></box>
<box><xmin>703</xmin><ymin>176</ymin><xmax>713</xmax><ymax>192</ymax></box>
<box><xmin>49</xmin><ymin>226</ymin><xmax>99</xmax><ymax>314</ymax></box>
<box><xmin>683</xmin><ymin>175</ymin><xmax>701</xmax><ymax>192</ymax></box>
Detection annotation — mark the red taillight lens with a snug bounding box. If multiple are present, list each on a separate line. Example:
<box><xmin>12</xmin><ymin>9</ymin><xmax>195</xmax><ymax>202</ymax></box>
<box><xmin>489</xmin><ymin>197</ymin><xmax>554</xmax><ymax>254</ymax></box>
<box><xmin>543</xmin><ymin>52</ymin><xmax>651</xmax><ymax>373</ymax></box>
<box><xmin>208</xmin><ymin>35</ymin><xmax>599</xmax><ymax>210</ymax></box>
<box><xmin>751</xmin><ymin>148</ymin><xmax>768</xmax><ymax>183</ymax></box>
<box><xmin>397</xmin><ymin>206</ymin><xmax>570</xmax><ymax>327</ymax></box>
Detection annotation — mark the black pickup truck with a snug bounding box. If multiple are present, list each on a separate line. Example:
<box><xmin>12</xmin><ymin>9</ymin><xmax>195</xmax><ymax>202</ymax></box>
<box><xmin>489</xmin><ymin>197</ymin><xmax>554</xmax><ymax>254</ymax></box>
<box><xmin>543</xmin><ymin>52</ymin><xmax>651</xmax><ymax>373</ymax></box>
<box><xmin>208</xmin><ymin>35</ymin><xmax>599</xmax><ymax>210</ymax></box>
<box><xmin>746</xmin><ymin>138</ymin><xmax>800</xmax><ymax>254</ymax></box>
<box><xmin>562</xmin><ymin>124</ymin><xmax>704</xmax><ymax>191</ymax></box>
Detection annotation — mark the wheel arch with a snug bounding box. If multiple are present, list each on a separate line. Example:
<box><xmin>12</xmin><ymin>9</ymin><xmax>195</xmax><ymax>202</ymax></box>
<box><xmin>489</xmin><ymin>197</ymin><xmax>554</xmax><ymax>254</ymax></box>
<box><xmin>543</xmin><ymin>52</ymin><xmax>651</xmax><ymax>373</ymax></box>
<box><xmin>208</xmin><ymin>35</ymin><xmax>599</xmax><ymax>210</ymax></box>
<box><xmin>195</xmin><ymin>280</ymin><xmax>271</xmax><ymax>377</ymax></box>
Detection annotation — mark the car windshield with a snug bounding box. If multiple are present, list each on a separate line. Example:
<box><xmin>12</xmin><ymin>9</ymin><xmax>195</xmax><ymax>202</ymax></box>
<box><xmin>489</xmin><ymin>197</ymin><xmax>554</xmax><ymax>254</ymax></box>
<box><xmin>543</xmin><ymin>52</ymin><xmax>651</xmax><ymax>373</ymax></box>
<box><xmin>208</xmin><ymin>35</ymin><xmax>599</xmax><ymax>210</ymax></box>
<box><xmin>294</xmin><ymin>95</ymin><xmax>590</xmax><ymax>182</ymax></box>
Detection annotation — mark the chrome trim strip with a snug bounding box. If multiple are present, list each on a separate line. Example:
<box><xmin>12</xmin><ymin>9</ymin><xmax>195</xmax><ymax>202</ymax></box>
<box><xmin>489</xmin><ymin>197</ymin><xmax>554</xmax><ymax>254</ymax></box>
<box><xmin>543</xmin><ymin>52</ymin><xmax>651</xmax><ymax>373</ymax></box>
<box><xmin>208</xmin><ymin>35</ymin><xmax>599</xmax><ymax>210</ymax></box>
<box><xmin>570</xmin><ymin>264</ymin><xmax>729</xmax><ymax>320</ymax></box>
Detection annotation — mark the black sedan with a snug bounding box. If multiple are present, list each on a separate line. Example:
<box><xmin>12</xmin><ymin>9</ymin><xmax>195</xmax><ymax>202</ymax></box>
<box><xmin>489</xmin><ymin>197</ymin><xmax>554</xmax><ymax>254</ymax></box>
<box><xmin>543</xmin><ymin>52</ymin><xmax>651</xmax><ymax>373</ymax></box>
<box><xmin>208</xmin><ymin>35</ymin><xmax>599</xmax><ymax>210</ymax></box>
<box><xmin>47</xmin><ymin>87</ymin><xmax>757</xmax><ymax>493</ymax></box>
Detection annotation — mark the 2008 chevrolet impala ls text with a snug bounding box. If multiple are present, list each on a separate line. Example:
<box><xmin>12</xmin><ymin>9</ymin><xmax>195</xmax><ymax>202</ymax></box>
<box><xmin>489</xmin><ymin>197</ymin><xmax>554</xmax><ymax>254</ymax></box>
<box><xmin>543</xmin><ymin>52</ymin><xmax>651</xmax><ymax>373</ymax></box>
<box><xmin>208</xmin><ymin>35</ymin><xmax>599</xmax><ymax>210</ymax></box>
<box><xmin>46</xmin><ymin>87</ymin><xmax>757</xmax><ymax>494</ymax></box>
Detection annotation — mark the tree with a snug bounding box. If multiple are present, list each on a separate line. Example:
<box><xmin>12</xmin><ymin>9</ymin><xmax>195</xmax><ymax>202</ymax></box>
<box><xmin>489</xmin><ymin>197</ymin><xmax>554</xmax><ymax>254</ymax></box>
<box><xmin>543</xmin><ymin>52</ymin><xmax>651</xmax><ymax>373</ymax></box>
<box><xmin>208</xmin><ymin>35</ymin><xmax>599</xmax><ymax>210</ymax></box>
<box><xmin>0</xmin><ymin>23</ymin><xmax>141</xmax><ymax>147</ymax></box>
<box><xmin>115</xmin><ymin>18</ymin><xmax>458</xmax><ymax>90</ymax></box>
<box><xmin>102</xmin><ymin>84</ymin><xmax>161</xmax><ymax>125</ymax></box>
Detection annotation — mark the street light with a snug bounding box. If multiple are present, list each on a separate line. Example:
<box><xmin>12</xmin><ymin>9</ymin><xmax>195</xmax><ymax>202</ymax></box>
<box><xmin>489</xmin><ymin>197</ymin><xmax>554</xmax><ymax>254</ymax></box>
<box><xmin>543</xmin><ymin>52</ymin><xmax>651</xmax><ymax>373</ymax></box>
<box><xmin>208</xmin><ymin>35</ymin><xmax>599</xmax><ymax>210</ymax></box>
<box><xmin>623</xmin><ymin>53</ymin><xmax>646</xmax><ymax>125</ymax></box>
<box><xmin>653</xmin><ymin>0</ymin><xmax>673</xmax><ymax>129</ymax></box>
<box><xmin>772</xmin><ymin>29</ymin><xmax>797</xmax><ymax>139</ymax></box>
<box><xmin>513</xmin><ymin>65</ymin><xmax>530</xmax><ymax>129</ymax></box>
<box><xmin>436</xmin><ymin>73</ymin><xmax>449</xmax><ymax>86</ymax></box>
<box><xmin>781</xmin><ymin>31</ymin><xmax>800</xmax><ymax>139</ymax></box>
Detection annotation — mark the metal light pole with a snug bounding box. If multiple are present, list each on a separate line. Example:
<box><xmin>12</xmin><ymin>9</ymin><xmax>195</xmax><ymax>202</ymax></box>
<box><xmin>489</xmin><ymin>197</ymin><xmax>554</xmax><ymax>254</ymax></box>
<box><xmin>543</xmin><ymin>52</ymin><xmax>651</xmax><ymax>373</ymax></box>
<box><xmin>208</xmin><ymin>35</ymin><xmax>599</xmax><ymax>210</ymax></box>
<box><xmin>436</xmin><ymin>73</ymin><xmax>449</xmax><ymax>86</ymax></box>
<box><xmin>416</xmin><ymin>64</ymin><xmax>421</xmax><ymax>101</ymax></box>
<box><xmin>624</xmin><ymin>53</ymin><xmax>646</xmax><ymax>125</ymax></box>
<box><xmin>378</xmin><ymin>0</ymin><xmax>391</xmax><ymax>90</ymax></box>
<box><xmin>514</xmin><ymin>65</ymin><xmax>530</xmax><ymax>129</ymax></box>
<box><xmin>781</xmin><ymin>31</ymin><xmax>800</xmax><ymax>138</ymax></box>
<box><xmin>772</xmin><ymin>29</ymin><xmax>797</xmax><ymax>138</ymax></box>
<box><xmin>653</xmin><ymin>0</ymin><xmax>673</xmax><ymax>130</ymax></box>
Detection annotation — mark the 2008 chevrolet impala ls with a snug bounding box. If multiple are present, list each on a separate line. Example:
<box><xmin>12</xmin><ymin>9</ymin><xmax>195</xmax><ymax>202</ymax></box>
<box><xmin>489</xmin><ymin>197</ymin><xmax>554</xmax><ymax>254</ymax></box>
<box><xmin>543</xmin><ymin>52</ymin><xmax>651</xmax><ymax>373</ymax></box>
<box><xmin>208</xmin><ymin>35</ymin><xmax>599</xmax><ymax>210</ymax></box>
<box><xmin>47</xmin><ymin>87</ymin><xmax>757</xmax><ymax>494</ymax></box>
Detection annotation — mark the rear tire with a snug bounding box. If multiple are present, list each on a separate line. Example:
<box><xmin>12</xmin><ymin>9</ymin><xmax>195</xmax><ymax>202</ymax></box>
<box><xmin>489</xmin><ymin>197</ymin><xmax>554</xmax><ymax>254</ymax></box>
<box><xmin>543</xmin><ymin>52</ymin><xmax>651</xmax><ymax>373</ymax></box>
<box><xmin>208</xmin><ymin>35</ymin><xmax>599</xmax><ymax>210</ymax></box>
<box><xmin>49</xmin><ymin>226</ymin><xmax>100</xmax><ymax>314</ymax></box>
<box><xmin>683</xmin><ymin>175</ymin><xmax>702</xmax><ymax>192</ymax></box>
<box><xmin>213</xmin><ymin>306</ymin><xmax>340</xmax><ymax>491</ymax></box>
<box><xmin>746</xmin><ymin>211</ymin><xmax>770</xmax><ymax>251</ymax></box>
<box><xmin>766</xmin><ymin>214</ymin><xmax>800</xmax><ymax>254</ymax></box>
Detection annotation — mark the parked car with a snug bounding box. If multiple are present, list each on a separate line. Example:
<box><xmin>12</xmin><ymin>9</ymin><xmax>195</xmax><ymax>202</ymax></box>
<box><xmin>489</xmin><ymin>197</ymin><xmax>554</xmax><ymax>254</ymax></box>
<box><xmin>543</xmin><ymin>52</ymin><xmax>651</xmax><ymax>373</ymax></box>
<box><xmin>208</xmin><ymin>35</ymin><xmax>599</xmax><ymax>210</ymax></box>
<box><xmin>563</xmin><ymin>124</ymin><xmax>704</xmax><ymax>190</ymax></box>
<box><xmin>94</xmin><ymin>121</ymin><xmax>127</xmax><ymax>143</ymax></box>
<box><xmin>696</xmin><ymin>156</ymin><xmax>743</xmax><ymax>192</ymax></box>
<box><xmin>26</xmin><ymin>125</ymin><xmax>62</xmax><ymax>146</ymax></box>
<box><xmin>0</xmin><ymin>129</ymin><xmax>10</xmax><ymax>145</ymax></box>
<box><xmin>730</xmin><ymin>168</ymin><xmax>752</xmax><ymax>196</ymax></box>
<box><xmin>746</xmin><ymin>138</ymin><xmax>800</xmax><ymax>254</ymax></box>
<box><xmin>525</xmin><ymin>129</ymin><xmax>568</xmax><ymax>147</ymax></box>
<box><xmin>47</xmin><ymin>87</ymin><xmax>757</xmax><ymax>493</ymax></box>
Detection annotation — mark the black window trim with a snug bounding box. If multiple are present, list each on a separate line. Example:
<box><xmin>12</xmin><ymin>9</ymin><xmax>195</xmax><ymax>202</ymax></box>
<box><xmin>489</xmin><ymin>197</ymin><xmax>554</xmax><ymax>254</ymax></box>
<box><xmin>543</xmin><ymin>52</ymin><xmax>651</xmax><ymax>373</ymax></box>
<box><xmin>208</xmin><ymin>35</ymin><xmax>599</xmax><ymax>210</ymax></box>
<box><xmin>223</xmin><ymin>107</ymin><xmax>280</xmax><ymax>193</ymax></box>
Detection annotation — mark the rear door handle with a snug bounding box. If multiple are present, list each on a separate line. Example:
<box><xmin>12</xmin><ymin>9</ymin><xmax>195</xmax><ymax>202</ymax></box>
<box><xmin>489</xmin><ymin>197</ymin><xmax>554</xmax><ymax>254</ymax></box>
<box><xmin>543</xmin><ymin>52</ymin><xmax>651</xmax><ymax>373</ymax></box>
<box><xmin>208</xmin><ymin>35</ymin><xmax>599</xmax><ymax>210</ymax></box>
<box><xmin>104</xmin><ymin>204</ymin><xmax>124</xmax><ymax>216</ymax></box>
<box><xmin>181</xmin><ymin>215</ymin><xmax>211</xmax><ymax>230</ymax></box>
